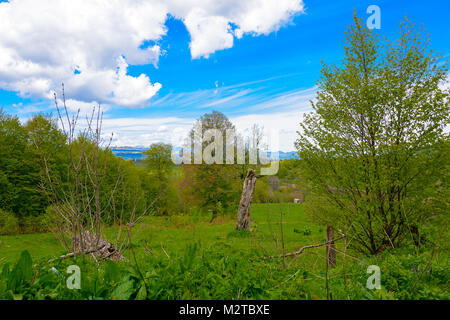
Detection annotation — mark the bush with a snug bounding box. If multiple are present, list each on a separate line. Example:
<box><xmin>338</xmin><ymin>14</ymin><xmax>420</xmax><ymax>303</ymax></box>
<box><xmin>0</xmin><ymin>209</ymin><xmax>19</xmax><ymax>235</ymax></box>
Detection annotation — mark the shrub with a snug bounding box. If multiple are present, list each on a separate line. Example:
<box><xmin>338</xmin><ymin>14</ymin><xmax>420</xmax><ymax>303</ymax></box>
<box><xmin>0</xmin><ymin>209</ymin><xmax>19</xmax><ymax>235</ymax></box>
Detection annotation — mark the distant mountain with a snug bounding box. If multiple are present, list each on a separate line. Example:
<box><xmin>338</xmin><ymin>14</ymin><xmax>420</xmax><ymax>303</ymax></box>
<box><xmin>111</xmin><ymin>147</ymin><xmax>147</xmax><ymax>160</ymax></box>
<box><xmin>111</xmin><ymin>147</ymin><xmax>298</xmax><ymax>161</ymax></box>
<box><xmin>268</xmin><ymin>151</ymin><xmax>298</xmax><ymax>160</ymax></box>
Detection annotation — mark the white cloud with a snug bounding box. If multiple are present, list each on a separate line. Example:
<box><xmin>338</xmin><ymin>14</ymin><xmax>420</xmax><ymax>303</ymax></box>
<box><xmin>183</xmin><ymin>7</ymin><xmax>234</xmax><ymax>59</ymax></box>
<box><xmin>169</xmin><ymin>0</ymin><xmax>305</xmax><ymax>58</ymax></box>
<box><xmin>0</xmin><ymin>0</ymin><xmax>304</xmax><ymax>107</ymax></box>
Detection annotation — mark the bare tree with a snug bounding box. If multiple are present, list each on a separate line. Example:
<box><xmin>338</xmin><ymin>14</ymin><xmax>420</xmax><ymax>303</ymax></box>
<box><xmin>36</xmin><ymin>85</ymin><xmax>150</xmax><ymax>261</ymax></box>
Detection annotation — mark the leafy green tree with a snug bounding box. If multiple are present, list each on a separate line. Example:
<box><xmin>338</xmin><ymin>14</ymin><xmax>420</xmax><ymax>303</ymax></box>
<box><xmin>295</xmin><ymin>15</ymin><xmax>450</xmax><ymax>254</ymax></box>
<box><xmin>141</xmin><ymin>143</ymin><xmax>174</xmax><ymax>215</ymax></box>
<box><xmin>0</xmin><ymin>112</ymin><xmax>70</xmax><ymax>220</ymax></box>
<box><xmin>182</xmin><ymin>111</ymin><xmax>241</xmax><ymax>217</ymax></box>
<box><xmin>144</xmin><ymin>143</ymin><xmax>173</xmax><ymax>180</ymax></box>
<box><xmin>0</xmin><ymin>111</ymin><xmax>44</xmax><ymax>218</ymax></box>
<box><xmin>24</xmin><ymin>114</ymin><xmax>68</xmax><ymax>216</ymax></box>
<box><xmin>0</xmin><ymin>111</ymin><xmax>24</xmax><ymax>214</ymax></box>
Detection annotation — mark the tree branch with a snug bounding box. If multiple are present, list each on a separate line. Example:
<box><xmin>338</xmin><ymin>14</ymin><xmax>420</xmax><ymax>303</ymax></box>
<box><xmin>263</xmin><ymin>234</ymin><xmax>346</xmax><ymax>260</ymax></box>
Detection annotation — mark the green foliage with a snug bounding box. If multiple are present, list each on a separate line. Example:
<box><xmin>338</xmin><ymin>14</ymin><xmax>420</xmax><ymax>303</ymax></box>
<box><xmin>143</xmin><ymin>143</ymin><xmax>173</xmax><ymax>179</ymax></box>
<box><xmin>294</xmin><ymin>228</ymin><xmax>312</xmax><ymax>236</ymax></box>
<box><xmin>328</xmin><ymin>247</ymin><xmax>449</xmax><ymax>300</ymax></box>
<box><xmin>0</xmin><ymin>250</ymin><xmax>33</xmax><ymax>299</ymax></box>
<box><xmin>142</xmin><ymin>143</ymin><xmax>178</xmax><ymax>216</ymax></box>
<box><xmin>0</xmin><ymin>111</ymin><xmax>41</xmax><ymax>218</ymax></box>
<box><xmin>0</xmin><ymin>208</ymin><xmax>19</xmax><ymax>235</ymax></box>
<box><xmin>277</xmin><ymin>159</ymin><xmax>302</xmax><ymax>182</ymax></box>
<box><xmin>1</xmin><ymin>244</ymin><xmax>447</xmax><ymax>300</ymax></box>
<box><xmin>296</xmin><ymin>14</ymin><xmax>450</xmax><ymax>254</ymax></box>
<box><xmin>181</xmin><ymin>111</ymin><xmax>241</xmax><ymax>214</ymax></box>
<box><xmin>253</xmin><ymin>178</ymin><xmax>278</xmax><ymax>203</ymax></box>
<box><xmin>0</xmin><ymin>111</ymin><xmax>159</xmax><ymax>234</ymax></box>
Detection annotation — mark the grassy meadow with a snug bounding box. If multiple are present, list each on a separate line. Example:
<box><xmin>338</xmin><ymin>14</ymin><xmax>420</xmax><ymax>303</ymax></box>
<box><xmin>1</xmin><ymin>203</ymin><xmax>448</xmax><ymax>300</ymax></box>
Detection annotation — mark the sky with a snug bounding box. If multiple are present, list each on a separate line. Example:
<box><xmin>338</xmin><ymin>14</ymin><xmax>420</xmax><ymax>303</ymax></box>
<box><xmin>0</xmin><ymin>0</ymin><xmax>449</xmax><ymax>151</ymax></box>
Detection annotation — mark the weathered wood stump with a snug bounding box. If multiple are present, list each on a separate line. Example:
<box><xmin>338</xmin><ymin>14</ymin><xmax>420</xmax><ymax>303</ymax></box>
<box><xmin>236</xmin><ymin>169</ymin><xmax>257</xmax><ymax>231</ymax></box>
<box><xmin>68</xmin><ymin>231</ymin><xmax>125</xmax><ymax>261</ymax></box>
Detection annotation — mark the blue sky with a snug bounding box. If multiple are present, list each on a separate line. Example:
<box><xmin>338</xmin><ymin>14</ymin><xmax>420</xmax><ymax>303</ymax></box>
<box><xmin>0</xmin><ymin>0</ymin><xmax>449</xmax><ymax>150</ymax></box>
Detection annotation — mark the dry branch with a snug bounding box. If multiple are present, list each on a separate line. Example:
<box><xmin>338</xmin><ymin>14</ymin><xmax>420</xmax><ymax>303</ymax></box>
<box><xmin>263</xmin><ymin>234</ymin><xmax>346</xmax><ymax>260</ymax></box>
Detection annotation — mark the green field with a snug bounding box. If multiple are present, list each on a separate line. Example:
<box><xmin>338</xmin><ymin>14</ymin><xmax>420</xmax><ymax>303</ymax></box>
<box><xmin>0</xmin><ymin>204</ymin><xmax>448</xmax><ymax>300</ymax></box>
<box><xmin>1</xmin><ymin>204</ymin><xmax>326</xmax><ymax>263</ymax></box>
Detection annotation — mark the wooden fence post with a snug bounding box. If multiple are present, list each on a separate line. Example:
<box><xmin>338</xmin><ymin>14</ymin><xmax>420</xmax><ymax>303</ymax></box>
<box><xmin>326</xmin><ymin>225</ymin><xmax>336</xmax><ymax>267</ymax></box>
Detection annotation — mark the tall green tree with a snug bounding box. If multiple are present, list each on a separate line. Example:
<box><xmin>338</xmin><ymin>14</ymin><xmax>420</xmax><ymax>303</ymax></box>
<box><xmin>296</xmin><ymin>14</ymin><xmax>449</xmax><ymax>254</ymax></box>
<box><xmin>143</xmin><ymin>143</ymin><xmax>175</xmax><ymax>215</ymax></box>
<box><xmin>25</xmin><ymin>114</ymin><xmax>68</xmax><ymax>216</ymax></box>
<box><xmin>144</xmin><ymin>143</ymin><xmax>173</xmax><ymax>180</ymax></box>
<box><xmin>182</xmin><ymin>111</ymin><xmax>241</xmax><ymax>217</ymax></box>
<box><xmin>0</xmin><ymin>111</ymin><xmax>28</xmax><ymax>215</ymax></box>
<box><xmin>0</xmin><ymin>112</ymin><xmax>60</xmax><ymax>218</ymax></box>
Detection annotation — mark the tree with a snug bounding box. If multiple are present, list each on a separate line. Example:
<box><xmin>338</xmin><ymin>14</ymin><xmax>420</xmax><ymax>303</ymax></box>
<box><xmin>181</xmin><ymin>111</ymin><xmax>241</xmax><ymax>217</ymax></box>
<box><xmin>295</xmin><ymin>14</ymin><xmax>449</xmax><ymax>254</ymax></box>
<box><xmin>0</xmin><ymin>111</ymin><xmax>27</xmax><ymax>215</ymax></box>
<box><xmin>37</xmin><ymin>87</ymin><xmax>150</xmax><ymax>259</ymax></box>
<box><xmin>143</xmin><ymin>143</ymin><xmax>174</xmax><ymax>215</ymax></box>
<box><xmin>25</xmin><ymin>114</ymin><xmax>68</xmax><ymax>216</ymax></box>
<box><xmin>0</xmin><ymin>111</ymin><xmax>48</xmax><ymax>219</ymax></box>
<box><xmin>0</xmin><ymin>112</ymin><xmax>68</xmax><ymax>228</ymax></box>
<box><xmin>144</xmin><ymin>143</ymin><xmax>173</xmax><ymax>179</ymax></box>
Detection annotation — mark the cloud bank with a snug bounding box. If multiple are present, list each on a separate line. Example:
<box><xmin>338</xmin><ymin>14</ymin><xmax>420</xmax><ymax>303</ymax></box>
<box><xmin>0</xmin><ymin>0</ymin><xmax>304</xmax><ymax>107</ymax></box>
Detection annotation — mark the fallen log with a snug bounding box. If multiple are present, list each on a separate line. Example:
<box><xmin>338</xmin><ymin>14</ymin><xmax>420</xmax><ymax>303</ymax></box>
<box><xmin>61</xmin><ymin>231</ymin><xmax>126</xmax><ymax>261</ymax></box>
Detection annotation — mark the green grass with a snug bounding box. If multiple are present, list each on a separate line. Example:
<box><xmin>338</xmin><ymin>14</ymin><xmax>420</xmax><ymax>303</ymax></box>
<box><xmin>0</xmin><ymin>233</ymin><xmax>64</xmax><ymax>264</ymax></box>
<box><xmin>1</xmin><ymin>203</ymin><xmax>448</xmax><ymax>300</ymax></box>
<box><xmin>1</xmin><ymin>203</ymin><xmax>323</xmax><ymax>263</ymax></box>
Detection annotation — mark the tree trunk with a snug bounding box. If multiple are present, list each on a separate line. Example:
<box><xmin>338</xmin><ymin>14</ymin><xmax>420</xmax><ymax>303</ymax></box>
<box><xmin>236</xmin><ymin>169</ymin><xmax>257</xmax><ymax>230</ymax></box>
<box><xmin>209</xmin><ymin>209</ymin><xmax>217</xmax><ymax>223</ymax></box>
<box><xmin>326</xmin><ymin>225</ymin><xmax>336</xmax><ymax>268</ymax></box>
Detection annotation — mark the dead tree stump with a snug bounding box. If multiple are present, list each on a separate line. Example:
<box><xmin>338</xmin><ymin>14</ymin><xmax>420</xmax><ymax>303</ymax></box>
<box><xmin>326</xmin><ymin>225</ymin><xmax>336</xmax><ymax>267</ymax></box>
<box><xmin>236</xmin><ymin>169</ymin><xmax>257</xmax><ymax>231</ymax></box>
<box><xmin>69</xmin><ymin>231</ymin><xmax>126</xmax><ymax>261</ymax></box>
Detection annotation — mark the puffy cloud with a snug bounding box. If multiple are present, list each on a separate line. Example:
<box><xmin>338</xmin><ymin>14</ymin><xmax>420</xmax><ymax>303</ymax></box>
<box><xmin>0</xmin><ymin>0</ymin><xmax>304</xmax><ymax>106</ymax></box>
<box><xmin>171</xmin><ymin>0</ymin><xmax>305</xmax><ymax>58</ymax></box>
<box><xmin>0</xmin><ymin>0</ymin><xmax>166</xmax><ymax>107</ymax></box>
<box><xmin>183</xmin><ymin>7</ymin><xmax>234</xmax><ymax>59</ymax></box>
